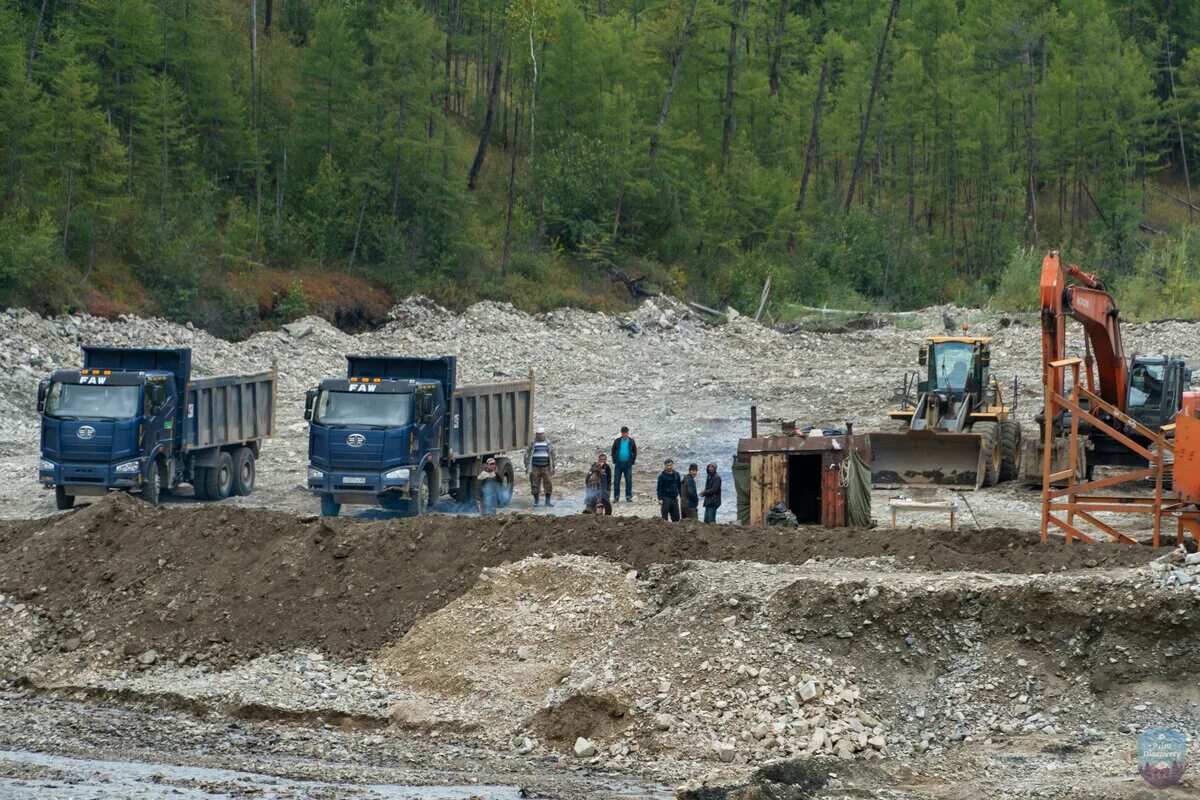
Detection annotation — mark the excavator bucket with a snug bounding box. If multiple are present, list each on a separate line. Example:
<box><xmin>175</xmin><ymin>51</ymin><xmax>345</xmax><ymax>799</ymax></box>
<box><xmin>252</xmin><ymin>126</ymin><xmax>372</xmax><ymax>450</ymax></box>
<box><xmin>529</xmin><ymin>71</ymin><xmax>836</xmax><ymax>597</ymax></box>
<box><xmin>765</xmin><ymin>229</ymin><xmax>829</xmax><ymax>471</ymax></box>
<box><xmin>869</xmin><ymin>428</ymin><xmax>986</xmax><ymax>489</ymax></box>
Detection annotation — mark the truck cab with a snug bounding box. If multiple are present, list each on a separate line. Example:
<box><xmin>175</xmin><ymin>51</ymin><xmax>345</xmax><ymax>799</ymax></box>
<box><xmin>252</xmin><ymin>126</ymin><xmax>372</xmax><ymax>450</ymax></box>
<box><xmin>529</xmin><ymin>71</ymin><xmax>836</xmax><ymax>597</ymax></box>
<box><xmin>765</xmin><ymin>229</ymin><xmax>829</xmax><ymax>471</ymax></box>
<box><xmin>39</xmin><ymin>366</ymin><xmax>177</xmax><ymax>508</ymax></box>
<box><xmin>38</xmin><ymin>346</ymin><xmax>276</xmax><ymax>510</ymax></box>
<box><xmin>306</xmin><ymin>355</ymin><xmax>530</xmax><ymax>517</ymax></box>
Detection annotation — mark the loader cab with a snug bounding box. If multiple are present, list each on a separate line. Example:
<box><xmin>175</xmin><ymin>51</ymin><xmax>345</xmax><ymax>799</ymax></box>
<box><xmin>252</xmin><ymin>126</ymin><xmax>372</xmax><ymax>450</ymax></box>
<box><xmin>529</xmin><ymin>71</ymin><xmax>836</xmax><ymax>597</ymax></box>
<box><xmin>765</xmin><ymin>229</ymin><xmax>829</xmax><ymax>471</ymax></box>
<box><xmin>1126</xmin><ymin>356</ymin><xmax>1189</xmax><ymax>429</ymax></box>
<box><xmin>919</xmin><ymin>337</ymin><xmax>989</xmax><ymax>399</ymax></box>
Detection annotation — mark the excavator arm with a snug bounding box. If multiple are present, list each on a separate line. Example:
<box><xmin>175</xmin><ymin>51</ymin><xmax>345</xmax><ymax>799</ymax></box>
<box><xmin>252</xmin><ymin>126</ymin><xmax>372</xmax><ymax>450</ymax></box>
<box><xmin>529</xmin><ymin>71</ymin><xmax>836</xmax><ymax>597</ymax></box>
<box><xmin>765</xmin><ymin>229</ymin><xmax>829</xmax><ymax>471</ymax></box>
<box><xmin>1040</xmin><ymin>250</ymin><xmax>1128</xmax><ymax>410</ymax></box>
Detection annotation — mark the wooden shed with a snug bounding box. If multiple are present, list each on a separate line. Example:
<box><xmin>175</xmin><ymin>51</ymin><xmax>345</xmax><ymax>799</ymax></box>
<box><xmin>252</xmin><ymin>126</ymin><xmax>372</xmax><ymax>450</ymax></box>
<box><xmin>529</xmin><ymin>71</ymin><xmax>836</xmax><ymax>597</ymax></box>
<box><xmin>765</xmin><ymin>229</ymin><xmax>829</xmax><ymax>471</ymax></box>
<box><xmin>736</xmin><ymin>432</ymin><xmax>870</xmax><ymax>527</ymax></box>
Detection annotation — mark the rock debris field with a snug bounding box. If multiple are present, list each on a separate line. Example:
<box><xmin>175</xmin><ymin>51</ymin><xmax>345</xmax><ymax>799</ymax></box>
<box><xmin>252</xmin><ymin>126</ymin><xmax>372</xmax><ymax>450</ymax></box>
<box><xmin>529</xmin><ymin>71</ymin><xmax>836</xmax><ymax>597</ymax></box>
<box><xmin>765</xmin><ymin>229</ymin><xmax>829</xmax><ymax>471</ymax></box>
<box><xmin>1</xmin><ymin>298</ymin><xmax>1200</xmax><ymax>798</ymax></box>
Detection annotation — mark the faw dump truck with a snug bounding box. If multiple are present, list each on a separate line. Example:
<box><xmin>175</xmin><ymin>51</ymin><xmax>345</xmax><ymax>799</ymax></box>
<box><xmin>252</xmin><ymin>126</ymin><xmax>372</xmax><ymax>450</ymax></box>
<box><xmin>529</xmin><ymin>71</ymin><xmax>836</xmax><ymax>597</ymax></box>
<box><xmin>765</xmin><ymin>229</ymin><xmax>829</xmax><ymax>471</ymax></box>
<box><xmin>305</xmin><ymin>355</ymin><xmax>534</xmax><ymax>516</ymax></box>
<box><xmin>39</xmin><ymin>347</ymin><xmax>276</xmax><ymax>509</ymax></box>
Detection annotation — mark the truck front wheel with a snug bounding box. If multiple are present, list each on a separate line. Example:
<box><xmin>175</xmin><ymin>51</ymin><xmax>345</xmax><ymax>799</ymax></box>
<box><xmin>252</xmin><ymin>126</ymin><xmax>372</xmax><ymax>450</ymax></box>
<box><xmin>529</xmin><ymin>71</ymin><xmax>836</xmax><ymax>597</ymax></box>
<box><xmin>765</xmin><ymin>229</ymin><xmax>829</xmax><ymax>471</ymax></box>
<box><xmin>54</xmin><ymin>486</ymin><xmax>75</xmax><ymax>511</ymax></box>
<box><xmin>320</xmin><ymin>494</ymin><xmax>340</xmax><ymax>517</ymax></box>
<box><xmin>231</xmin><ymin>448</ymin><xmax>256</xmax><ymax>496</ymax></box>
<box><xmin>411</xmin><ymin>469</ymin><xmax>433</xmax><ymax>516</ymax></box>
<box><xmin>143</xmin><ymin>459</ymin><xmax>163</xmax><ymax>507</ymax></box>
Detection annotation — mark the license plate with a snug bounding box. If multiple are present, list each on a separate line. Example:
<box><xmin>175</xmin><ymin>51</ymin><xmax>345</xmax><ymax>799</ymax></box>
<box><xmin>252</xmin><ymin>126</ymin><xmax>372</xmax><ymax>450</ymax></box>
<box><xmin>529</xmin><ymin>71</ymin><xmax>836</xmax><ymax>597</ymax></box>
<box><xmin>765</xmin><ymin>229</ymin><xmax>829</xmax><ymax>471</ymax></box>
<box><xmin>342</xmin><ymin>477</ymin><xmax>367</xmax><ymax>485</ymax></box>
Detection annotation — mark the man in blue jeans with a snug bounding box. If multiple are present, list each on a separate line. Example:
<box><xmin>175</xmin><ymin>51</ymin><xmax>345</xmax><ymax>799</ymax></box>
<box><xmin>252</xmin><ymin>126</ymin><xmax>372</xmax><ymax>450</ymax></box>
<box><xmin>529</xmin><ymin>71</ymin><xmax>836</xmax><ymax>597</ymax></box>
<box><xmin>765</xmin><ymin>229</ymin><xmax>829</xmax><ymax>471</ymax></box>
<box><xmin>610</xmin><ymin>426</ymin><xmax>637</xmax><ymax>502</ymax></box>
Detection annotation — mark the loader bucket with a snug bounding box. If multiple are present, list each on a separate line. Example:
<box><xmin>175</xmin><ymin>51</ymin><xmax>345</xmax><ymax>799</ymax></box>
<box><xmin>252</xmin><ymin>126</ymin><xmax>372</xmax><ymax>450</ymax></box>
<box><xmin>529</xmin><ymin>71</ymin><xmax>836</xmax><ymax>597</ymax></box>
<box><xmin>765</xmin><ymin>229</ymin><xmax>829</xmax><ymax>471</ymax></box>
<box><xmin>869</xmin><ymin>429</ymin><xmax>985</xmax><ymax>489</ymax></box>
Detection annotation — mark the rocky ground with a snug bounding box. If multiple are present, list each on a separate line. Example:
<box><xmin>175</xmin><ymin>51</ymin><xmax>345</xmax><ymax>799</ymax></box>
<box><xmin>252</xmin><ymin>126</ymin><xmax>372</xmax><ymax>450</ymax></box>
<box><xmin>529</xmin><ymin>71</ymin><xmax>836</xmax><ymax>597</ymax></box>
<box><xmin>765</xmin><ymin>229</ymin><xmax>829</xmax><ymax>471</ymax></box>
<box><xmin>2</xmin><ymin>300</ymin><xmax>1200</xmax><ymax>797</ymax></box>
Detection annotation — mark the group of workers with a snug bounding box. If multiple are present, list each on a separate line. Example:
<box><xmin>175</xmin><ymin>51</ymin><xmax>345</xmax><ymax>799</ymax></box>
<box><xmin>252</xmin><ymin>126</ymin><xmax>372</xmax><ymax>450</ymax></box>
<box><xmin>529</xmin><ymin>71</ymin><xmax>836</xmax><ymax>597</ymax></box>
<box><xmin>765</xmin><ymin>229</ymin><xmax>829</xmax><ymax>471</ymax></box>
<box><xmin>481</xmin><ymin>425</ymin><xmax>722</xmax><ymax>522</ymax></box>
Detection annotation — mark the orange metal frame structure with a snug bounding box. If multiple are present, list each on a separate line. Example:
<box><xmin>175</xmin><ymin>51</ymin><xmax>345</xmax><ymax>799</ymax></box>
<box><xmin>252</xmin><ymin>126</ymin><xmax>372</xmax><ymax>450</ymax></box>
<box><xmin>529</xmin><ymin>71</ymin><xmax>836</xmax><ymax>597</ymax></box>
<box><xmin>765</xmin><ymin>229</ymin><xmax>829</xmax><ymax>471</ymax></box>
<box><xmin>1040</xmin><ymin>358</ymin><xmax>1200</xmax><ymax>546</ymax></box>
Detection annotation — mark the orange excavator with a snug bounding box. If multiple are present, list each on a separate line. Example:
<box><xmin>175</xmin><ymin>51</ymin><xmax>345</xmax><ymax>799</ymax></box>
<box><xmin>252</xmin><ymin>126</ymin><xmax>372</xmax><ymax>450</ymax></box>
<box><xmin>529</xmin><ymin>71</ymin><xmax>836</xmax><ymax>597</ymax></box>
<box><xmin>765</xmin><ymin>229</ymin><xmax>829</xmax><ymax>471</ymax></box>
<box><xmin>1025</xmin><ymin>250</ymin><xmax>1199</xmax><ymax>483</ymax></box>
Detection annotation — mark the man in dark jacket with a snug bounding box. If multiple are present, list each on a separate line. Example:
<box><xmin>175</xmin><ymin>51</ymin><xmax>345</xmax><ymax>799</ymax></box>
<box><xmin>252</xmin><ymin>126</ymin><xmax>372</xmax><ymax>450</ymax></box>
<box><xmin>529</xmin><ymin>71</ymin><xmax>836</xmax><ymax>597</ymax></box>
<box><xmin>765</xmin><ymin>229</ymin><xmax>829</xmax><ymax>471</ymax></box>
<box><xmin>657</xmin><ymin>459</ymin><xmax>681</xmax><ymax>521</ymax></box>
<box><xmin>681</xmin><ymin>463</ymin><xmax>700</xmax><ymax>520</ymax></box>
<box><xmin>700</xmin><ymin>462</ymin><xmax>722</xmax><ymax>523</ymax></box>
<box><xmin>610</xmin><ymin>427</ymin><xmax>637</xmax><ymax>502</ymax></box>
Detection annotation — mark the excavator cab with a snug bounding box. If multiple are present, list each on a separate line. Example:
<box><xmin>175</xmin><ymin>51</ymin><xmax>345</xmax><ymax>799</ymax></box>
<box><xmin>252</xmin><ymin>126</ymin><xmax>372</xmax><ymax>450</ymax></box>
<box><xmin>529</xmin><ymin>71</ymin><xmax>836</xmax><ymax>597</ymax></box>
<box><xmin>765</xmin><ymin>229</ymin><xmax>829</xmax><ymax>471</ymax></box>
<box><xmin>1126</xmin><ymin>357</ymin><xmax>1189</xmax><ymax>430</ymax></box>
<box><xmin>871</xmin><ymin>336</ymin><xmax>1020</xmax><ymax>489</ymax></box>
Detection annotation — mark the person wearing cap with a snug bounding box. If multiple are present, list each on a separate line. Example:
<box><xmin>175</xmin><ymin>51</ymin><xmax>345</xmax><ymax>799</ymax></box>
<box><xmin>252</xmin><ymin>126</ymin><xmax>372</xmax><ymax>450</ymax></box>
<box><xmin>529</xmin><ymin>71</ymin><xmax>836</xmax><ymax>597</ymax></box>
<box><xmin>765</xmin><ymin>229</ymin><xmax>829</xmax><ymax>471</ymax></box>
<box><xmin>656</xmin><ymin>459</ymin><xmax>681</xmax><ymax>522</ymax></box>
<box><xmin>476</xmin><ymin>458</ymin><xmax>501</xmax><ymax>515</ymax></box>
<box><xmin>524</xmin><ymin>426</ymin><xmax>556</xmax><ymax>507</ymax></box>
<box><xmin>681</xmin><ymin>463</ymin><xmax>700</xmax><ymax>520</ymax></box>
<box><xmin>610</xmin><ymin>426</ymin><xmax>637</xmax><ymax>502</ymax></box>
<box><xmin>700</xmin><ymin>462</ymin><xmax>722</xmax><ymax>523</ymax></box>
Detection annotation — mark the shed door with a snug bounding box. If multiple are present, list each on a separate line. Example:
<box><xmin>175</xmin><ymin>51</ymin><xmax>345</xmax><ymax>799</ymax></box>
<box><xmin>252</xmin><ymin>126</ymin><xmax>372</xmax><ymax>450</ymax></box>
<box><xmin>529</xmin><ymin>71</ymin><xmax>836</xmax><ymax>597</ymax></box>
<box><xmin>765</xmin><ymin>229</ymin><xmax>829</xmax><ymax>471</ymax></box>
<box><xmin>749</xmin><ymin>453</ymin><xmax>787</xmax><ymax>526</ymax></box>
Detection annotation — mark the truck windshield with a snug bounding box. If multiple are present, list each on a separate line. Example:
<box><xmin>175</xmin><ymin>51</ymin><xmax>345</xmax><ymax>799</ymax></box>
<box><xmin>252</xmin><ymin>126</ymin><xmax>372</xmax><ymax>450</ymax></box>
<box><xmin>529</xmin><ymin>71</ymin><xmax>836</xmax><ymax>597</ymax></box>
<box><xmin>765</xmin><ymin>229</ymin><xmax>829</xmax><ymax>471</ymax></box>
<box><xmin>46</xmin><ymin>382</ymin><xmax>140</xmax><ymax>420</ymax></box>
<box><xmin>1128</xmin><ymin>363</ymin><xmax>1165</xmax><ymax>409</ymax></box>
<box><xmin>932</xmin><ymin>342</ymin><xmax>974</xmax><ymax>391</ymax></box>
<box><xmin>315</xmin><ymin>391</ymin><xmax>412</xmax><ymax>428</ymax></box>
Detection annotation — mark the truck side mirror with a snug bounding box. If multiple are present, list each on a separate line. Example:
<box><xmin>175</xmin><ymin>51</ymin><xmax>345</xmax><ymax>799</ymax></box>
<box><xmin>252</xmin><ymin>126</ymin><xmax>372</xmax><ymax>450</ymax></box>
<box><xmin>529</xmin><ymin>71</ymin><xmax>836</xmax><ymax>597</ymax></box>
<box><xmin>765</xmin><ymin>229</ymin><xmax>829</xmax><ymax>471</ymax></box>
<box><xmin>304</xmin><ymin>389</ymin><xmax>317</xmax><ymax>421</ymax></box>
<box><xmin>918</xmin><ymin>346</ymin><xmax>928</xmax><ymax>366</ymax></box>
<box><xmin>37</xmin><ymin>380</ymin><xmax>49</xmax><ymax>412</ymax></box>
<box><xmin>422</xmin><ymin>394</ymin><xmax>434</xmax><ymax>420</ymax></box>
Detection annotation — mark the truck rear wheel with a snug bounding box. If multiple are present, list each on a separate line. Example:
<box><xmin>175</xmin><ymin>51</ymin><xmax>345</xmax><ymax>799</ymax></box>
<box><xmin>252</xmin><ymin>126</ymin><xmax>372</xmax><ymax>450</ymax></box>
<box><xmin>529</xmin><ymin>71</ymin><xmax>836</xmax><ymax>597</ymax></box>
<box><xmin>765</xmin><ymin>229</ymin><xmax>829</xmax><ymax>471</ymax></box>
<box><xmin>495</xmin><ymin>458</ymin><xmax>515</xmax><ymax>507</ymax></box>
<box><xmin>999</xmin><ymin>420</ymin><xmax>1022</xmax><ymax>483</ymax></box>
<box><xmin>231</xmin><ymin>448</ymin><xmax>256</xmax><ymax>496</ymax></box>
<box><xmin>320</xmin><ymin>494</ymin><xmax>340</xmax><ymax>517</ymax></box>
<box><xmin>203</xmin><ymin>452</ymin><xmax>234</xmax><ymax>501</ymax></box>
<box><xmin>55</xmin><ymin>486</ymin><xmax>75</xmax><ymax>511</ymax></box>
<box><xmin>972</xmin><ymin>421</ymin><xmax>1001</xmax><ymax>488</ymax></box>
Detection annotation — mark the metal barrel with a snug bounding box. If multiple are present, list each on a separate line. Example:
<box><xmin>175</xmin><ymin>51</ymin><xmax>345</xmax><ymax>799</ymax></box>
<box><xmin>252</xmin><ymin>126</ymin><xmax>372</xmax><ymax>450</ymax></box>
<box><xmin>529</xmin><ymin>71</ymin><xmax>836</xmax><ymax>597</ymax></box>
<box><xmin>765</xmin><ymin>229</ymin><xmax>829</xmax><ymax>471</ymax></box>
<box><xmin>868</xmin><ymin>429</ymin><xmax>984</xmax><ymax>489</ymax></box>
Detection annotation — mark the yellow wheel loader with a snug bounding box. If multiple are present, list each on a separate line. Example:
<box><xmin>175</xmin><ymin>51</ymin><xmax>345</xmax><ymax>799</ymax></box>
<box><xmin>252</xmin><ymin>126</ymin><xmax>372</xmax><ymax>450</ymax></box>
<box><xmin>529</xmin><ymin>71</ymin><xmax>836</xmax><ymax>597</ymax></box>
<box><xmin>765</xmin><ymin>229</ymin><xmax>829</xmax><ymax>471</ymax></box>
<box><xmin>870</xmin><ymin>336</ymin><xmax>1022</xmax><ymax>489</ymax></box>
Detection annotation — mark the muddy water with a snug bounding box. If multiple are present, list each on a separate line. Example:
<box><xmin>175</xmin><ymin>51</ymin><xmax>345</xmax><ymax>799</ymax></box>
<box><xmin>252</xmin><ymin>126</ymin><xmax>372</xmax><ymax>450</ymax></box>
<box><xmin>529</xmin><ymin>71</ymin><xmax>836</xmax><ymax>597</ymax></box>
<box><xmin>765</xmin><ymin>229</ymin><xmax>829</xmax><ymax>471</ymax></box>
<box><xmin>0</xmin><ymin>749</ymin><xmax>670</xmax><ymax>799</ymax></box>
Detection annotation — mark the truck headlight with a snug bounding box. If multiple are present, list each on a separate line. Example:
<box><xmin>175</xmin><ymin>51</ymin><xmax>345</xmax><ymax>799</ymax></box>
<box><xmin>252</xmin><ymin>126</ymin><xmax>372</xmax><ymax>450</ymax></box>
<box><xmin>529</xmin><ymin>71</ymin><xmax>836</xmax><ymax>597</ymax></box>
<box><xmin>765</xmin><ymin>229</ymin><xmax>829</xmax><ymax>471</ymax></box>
<box><xmin>40</xmin><ymin>459</ymin><xmax>54</xmax><ymax>471</ymax></box>
<box><xmin>308</xmin><ymin>467</ymin><xmax>325</xmax><ymax>479</ymax></box>
<box><xmin>114</xmin><ymin>460</ymin><xmax>141</xmax><ymax>474</ymax></box>
<box><xmin>384</xmin><ymin>468</ymin><xmax>411</xmax><ymax>480</ymax></box>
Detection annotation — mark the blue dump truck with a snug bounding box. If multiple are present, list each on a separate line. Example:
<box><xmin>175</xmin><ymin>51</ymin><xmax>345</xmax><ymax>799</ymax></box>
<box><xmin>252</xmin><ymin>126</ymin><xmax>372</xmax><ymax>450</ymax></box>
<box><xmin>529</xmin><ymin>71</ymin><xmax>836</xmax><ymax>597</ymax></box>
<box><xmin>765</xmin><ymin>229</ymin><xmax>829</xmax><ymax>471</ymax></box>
<box><xmin>305</xmin><ymin>355</ymin><xmax>534</xmax><ymax>517</ymax></box>
<box><xmin>38</xmin><ymin>347</ymin><xmax>276</xmax><ymax>510</ymax></box>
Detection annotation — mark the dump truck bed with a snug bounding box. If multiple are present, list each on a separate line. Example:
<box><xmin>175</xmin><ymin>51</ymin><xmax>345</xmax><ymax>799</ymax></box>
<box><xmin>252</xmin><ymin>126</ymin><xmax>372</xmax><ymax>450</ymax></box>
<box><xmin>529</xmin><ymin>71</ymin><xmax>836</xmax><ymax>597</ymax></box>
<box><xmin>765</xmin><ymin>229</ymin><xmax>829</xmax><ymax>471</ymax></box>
<box><xmin>185</xmin><ymin>372</ymin><xmax>277</xmax><ymax>451</ymax></box>
<box><xmin>450</xmin><ymin>378</ymin><xmax>535</xmax><ymax>459</ymax></box>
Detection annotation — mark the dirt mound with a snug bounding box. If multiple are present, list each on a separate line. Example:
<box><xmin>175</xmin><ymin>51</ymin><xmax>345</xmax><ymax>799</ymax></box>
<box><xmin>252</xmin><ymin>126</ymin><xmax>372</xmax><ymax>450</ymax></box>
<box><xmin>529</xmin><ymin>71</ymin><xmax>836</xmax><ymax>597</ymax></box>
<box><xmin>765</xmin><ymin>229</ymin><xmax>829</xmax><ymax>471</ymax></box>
<box><xmin>0</xmin><ymin>495</ymin><xmax>1166</xmax><ymax>667</ymax></box>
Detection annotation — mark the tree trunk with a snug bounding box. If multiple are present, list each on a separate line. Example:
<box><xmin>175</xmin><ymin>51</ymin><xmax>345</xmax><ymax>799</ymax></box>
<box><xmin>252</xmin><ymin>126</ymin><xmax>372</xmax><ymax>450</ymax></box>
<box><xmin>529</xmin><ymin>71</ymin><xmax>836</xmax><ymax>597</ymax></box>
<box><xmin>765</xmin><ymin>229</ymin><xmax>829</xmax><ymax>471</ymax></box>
<box><xmin>264</xmin><ymin>0</ymin><xmax>272</xmax><ymax>35</ymax></box>
<box><xmin>767</xmin><ymin>0</ymin><xmax>786</xmax><ymax>97</ymax></box>
<box><xmin>348</xmin><ymin>186</ymin><xmax>371</xmax><ymax>269</ymax></box>
<box><xmin>502</xmin><ymin>108</ymin><xmax>521</xmax><ymax>276</ymax></box>
<box><xmin>468</xmin><ymin>56</ymin><xmax>503</xmax><ymax>191</ymax></box>
<box><xmin>794</xmin><ymin>60</ymin><xmax>827</xmax><ymax>213</ymax></box>
<box><xmin>63</xmin><ymin>168</ymin><xmax>74</xmax><ymax>250</ymax></box>
<box><xmin>720</xmin><ymin>0</ymin><xmax>743</xmax><ymax>170</ymax></box>
<box><xmin>1022</xmin><ymin>49</ymin><xmax>1038</xmax><ymax>244</ymax></box>
<box><xmin>26</xmin><ymin>0</ymin><xmax>50</xmax><ymax>79</ymax></box>
<box><xmin>843</xmin><ymin>0</ymin><xmax>899</xmax><ymax>214</ymax></box>
<box><xmin>250</xmin><ymin>0</ymin><xmax>261</xmax><ymax>252</ymax></box>
<box><xmin>1166</xmin><ymin>35</ymin><xmax>1193</xmax><ymax>222</ymax></box>
<box><xmin>649</xmin><ymin>0</ymin><xmax>700</xmax><ymax>159</ymax></box>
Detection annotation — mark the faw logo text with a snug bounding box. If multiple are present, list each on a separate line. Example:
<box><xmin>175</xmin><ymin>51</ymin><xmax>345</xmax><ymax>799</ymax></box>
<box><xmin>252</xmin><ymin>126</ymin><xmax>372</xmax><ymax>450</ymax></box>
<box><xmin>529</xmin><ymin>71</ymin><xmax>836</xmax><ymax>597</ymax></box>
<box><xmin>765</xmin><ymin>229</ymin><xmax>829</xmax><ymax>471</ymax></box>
<box><xmin>348</xmin><ymin>384</ymin><xmax>378</xmax><ymax>392</ymax></box>
<box><xmin>78</xmin><ymin>376</ymin><xmax>108</xmax><ymax>385</ymax></box>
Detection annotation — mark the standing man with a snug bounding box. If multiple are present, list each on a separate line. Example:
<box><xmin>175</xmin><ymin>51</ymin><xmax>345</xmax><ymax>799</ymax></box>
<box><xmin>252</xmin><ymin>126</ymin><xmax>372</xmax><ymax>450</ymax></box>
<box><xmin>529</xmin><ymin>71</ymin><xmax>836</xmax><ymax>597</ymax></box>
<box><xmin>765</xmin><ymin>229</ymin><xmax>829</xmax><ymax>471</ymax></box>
<box><xmin>700</xmin><ymin>462</ymin><xmax>722</xmax><ymax>523</ymax></box>
<box><xmin>681</xmin><ymin>463</ymin><xmax>700</xmax><ymax>520</ymax></box>
<box><xmin>611</xmin><ymin>426</ymin><xmax>637</xmax><ymax>503</ymax></box>
<box><xmin>524</xmin><ymin>426</ymin><xmax>556</xmax><ymax>507</ymax></box>
<box><xmin>657</xmin><ymin>459</ymin><xmax>681</xmax><ymax>522</ymax></box>
<box><xmin>476</xmin><ymin>457</ymin><xmax>501</xmax><ymax>516</ymax></box>
<box><xmin>584</xmin><ymin>453</ymin><xmax>613</xmax><ymax>515</ymax></box>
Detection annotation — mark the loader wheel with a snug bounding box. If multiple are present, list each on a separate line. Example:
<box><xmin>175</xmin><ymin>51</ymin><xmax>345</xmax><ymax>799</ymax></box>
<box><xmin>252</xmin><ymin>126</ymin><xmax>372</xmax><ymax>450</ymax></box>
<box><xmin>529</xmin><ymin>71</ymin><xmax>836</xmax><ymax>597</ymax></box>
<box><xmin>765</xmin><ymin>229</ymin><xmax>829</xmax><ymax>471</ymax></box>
<box><xmin>999</xmin><ymin>420</ymin><xmax>1022</xmax><ymax>483</ymax></box>
<box><xmin>973</xmin><ymin>421</ymin><xmax>1001</xmax><ymax>488</ymax></box>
